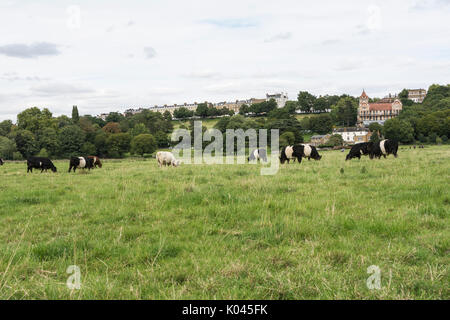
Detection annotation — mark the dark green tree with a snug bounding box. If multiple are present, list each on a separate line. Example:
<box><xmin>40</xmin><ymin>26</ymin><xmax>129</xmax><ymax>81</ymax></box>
<box><xmin>72</xmin><ymin>105</ymin><xmax>80</xmax><ymax>123</ymax></box>
<box><xmin>131</xmin><ymin>134</ymin><xmax>157</xmax><ymax>156</ymax></box>
<box><xmin>297</xmin><ymin>91</ymin><xmax>316</xmax><ymax>113</ymax></box>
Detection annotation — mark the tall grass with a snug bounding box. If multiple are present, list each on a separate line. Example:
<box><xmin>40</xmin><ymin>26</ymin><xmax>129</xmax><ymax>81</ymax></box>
<box><xmin>0</xmin><ymin>146</ymin><xmax>448</xmax><ymax>299</ymax></box>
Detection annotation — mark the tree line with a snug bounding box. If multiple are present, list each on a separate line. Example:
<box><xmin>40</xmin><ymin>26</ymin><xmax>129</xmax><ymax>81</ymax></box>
<box><xmin>0</xmin><ymin>84</ymin><xmax>448</xmax><ymax>160</ymax></box>
<box><xmin>0</xmin><ymin>106</ymin><xmax>173</xmax><ymax>160</ymax></box>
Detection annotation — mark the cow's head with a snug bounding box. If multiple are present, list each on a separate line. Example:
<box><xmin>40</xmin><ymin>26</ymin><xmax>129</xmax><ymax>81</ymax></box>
<box><xmin>51</xmin><ymin>166</ymin><xmax>57</xmax><ymax>173</ymax></box>
<box><xmin>172</xmin><ymin>160</ymin><xmax>181</xmax><ymax>167</ymax></box>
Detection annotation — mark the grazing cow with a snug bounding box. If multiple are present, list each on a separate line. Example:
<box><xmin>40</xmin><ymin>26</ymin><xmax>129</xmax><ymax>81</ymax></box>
<box><xmin>0</xmin><ymin>158</ymin><xmax>4</xmax><ymax>166</ymax></box>
<box><xmin>68</xmin><ymin>156</ymin><xmax>94</xmax><ymax>172</ymax></box>
<box><xmin>368</xmin><ymin>139</ymin><xmax>399</xmax><ymax>159</ymax></box>
<box><xmin>346</xmin><ymin>142</ymin><xmax>370</xmax><ymax>160</ymax></box>
<box><xmin>156</xmin><ymin>151</ymin><xmax>180</xmax><ymax>168</ymax></box>
<box><xmin>27</xmin><ymin>157</ymin><xmax>57</xmax><ymax>173</ymax></box>
<box><xmin>248</xmin><ymin>148</ymin><xmax>267</xmax><ymax>162</ymax></box>
<box><xmin>280</xmin><ymin>144</ymin><xmax>322</xmax><ymax>164</ymax></box>
<box><xmin>280</xmin><ymin>146</ymin><xmax>295</xmax><ymax>164</ymax></box>
<box><xmin>88</xmin><ymin>156</ymin><xmax>102</xmax><ymax>168</ymax></box>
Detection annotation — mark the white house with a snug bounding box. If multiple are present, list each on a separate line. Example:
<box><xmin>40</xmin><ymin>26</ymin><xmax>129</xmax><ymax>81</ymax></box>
<box><xmin>266</xmin><ymin>92</ymin><xmax>288</xmax><ymax>108</ymax></box>
<box><xmin>333</xmin><ymin>127</ymin><xmax>371</xmax><ymax>144</ymax></box>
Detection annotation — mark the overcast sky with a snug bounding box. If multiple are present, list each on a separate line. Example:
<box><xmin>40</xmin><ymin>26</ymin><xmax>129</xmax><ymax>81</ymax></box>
<box><xmin>0</xmin><ymin>0</ymin><xmax>449</xmax><ymax>121</ymax></box>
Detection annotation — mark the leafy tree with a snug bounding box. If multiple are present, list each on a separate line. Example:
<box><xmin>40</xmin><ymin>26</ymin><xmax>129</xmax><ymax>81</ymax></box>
<box><xmin>72</xmin><ymin>106</ymin><xmax>80</xmax><ymax>123</ymax></box>
<box><xmin>154</xmin><ymin>131</ymin><xmax>170</xmax><ymax>148</ymax></box>
<box><xmin>130</xmin><ymin>134</ymin><xmax>157</xmax><ymax>156</ymax></box>
<box><xmin>309</xmin><ymin>114</ymin><xmax>333</xmax><ymax>134</ymax></box>
<box><xmin>368</xmin><ymin>122</ymin><xmax>383</xmax><ymax>133</ymax></box>
<box><xmin>297</xmin><ymin>91</ymin><xmax>316</xmax><ymax>113</ymax></box>
<box><xmin>81</xmin><ymin>142</ymin><xmax>97</xmax><ymax>155</ymax></box>
<box><xmin>0</xmin><ymin>136</ymin><xmax>17</xmax><ymax>160</ymax></box>
<box><xmin>58</xmin><ymin>125</ymin><xmax>86</xmax><ymax>156</ymax></box>
<box><xmin>38</xmin><ymin>127</ymin><xmax>60</xmax><ymax>156</ymax></box>
<box><xmin>37</xmin><ymin>148</ymin><xmax>49</xmax><ymax>158</ymax></box>
<box><xmin>239</xmin><ymin>104</ymin><xmax>250</xmax><ymax>115</ymax></box>
<box><xmin>265</xmin><ymin>117</ymin><xmax>303</xmax><ymax>143</ymax></box>
<box><xmin>214</xmin><ymin>117</ymin><xmax>230</xmax><ymax>133</ymax></box>
<box><xmin>102</xmin><ymin>122</ymin><xmax>122</xmax><ymax>134</ymax></box>
<box><xmin>249</xmin><ymin>99</ymin><xmax>277</xmax><ymax>115</ymax></box>
<box><xmin>106</xmin><ymin>133</ymin><xmax>131</xmax><ymax>158</ymax></box>
<box><xmin>398</xmin><ymin>89</ymin><xmax>413</xmax><ymax>106</ymax></box>
<box><xmin>195</xmin><ymin>103</ymin><xmax>209</xmax><ymax>118</ymax></box>
<box><xmin>279</xmin><ymin>131</ymin><xmax>295</xmax><ymax>147</ymax></box>
<box><xmin>14</xmin><ymin>129</ymin><xmax>39</xmax><ymax>158</ymax></box>
<box><xmin>383</xmin><ymin>118</ymin><xmax>414</xmax><ymax>144</ymax></box>
<box><xmin>94</xmin><ymin>131</ymin><xmax>109</xmax><ymax>157</ymax></box>
<box><xmin>17</xmin><ymin>107</ymin><xmax>53</xmax><ymax>134</ymax></box>
<box><xmin>370</xmin><ymin>131</ymin><xmax>381</xmax><ymax>143</ymax></box>
<box><xmin>163</xmin><ymin>111</ymin><xmax>172</xmax><ymax>121</ymax></box>
<box><xmin>284</xmin><ymin>101</ymin><xmax>298</xmax><ymax>114</ymax></box>
<box><xmin>328</xmin><ymin>134</ymin><xmax>344</xmax><ymax>147</ymax></box>
<box><xmin>332</xmin><ymin>97</ymin><xmax>357</xmax><ymax>126</ymax></box>
<box><xmin>314</xmin><ymin>96</ymin><xmax>329</xmax><ymax>112</ymax></box>
<box><xmin>0</xmin><ymin>120</ymin><xmax>13</xmax><ymax>136</ymax></box>
<box><xmin>130</xmin><ymin>123</ymin><xmax>150</xmax><ymax>137</ymax></box>
<box><xmin>105</xmin><ymin>112</ymin><xmax>125</xmax><ymax>123</ymax></box>
<box><xmin>173</xmin><ymin>107</ymin><xmax>194</xmax><ymax>119</ymax></box>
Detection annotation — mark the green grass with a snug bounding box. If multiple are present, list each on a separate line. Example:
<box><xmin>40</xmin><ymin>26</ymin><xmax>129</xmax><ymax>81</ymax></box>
<box><xmin>0</xmin><ymin>146</ymin><xmax>449</xmax><ymax>299</ymax></box>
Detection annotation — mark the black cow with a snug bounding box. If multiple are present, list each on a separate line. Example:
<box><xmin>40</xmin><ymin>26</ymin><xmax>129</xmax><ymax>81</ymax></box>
<box><xmin>0</xmin><ymin>158</ymin><xmax>4</xmax><ymax>166</ymax></box>
<box><xmin>280</xmin><ymin>144</ymin><xmax>322</xmax><ymax>164</ymax></box>
<box><xmin>368</xmin><ymin>139</ymin><xmax>399</xmax><ymax>159</ymax></box>
<box><xmin>248</xmin><ymin>148</ymin><xmax>267</xmax><ymax>162</ymax></box>
<box><xmin>27</xmin><ymin>157</ymin><xmax>57</xmax><ymax>173</ymax></box>
<box><xmin>69</xmin><ymin>156</ymin><xmax>94</xmax><ymax>172</ymax></box>
<box><xmin>346</xmin><ymin>142</ymin><xmax>370</xmax><ymax>160</ymax></box>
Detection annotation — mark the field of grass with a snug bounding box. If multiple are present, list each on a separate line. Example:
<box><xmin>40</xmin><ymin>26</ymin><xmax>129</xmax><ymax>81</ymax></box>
<box><xmin>0</xmin><ymin>146</ymin><xmax>449</xmax><ymax>299</ymax></box>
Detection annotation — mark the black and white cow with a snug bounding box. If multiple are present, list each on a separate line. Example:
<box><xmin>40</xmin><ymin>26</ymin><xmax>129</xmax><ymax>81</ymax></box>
<box><xmin>0</xmin><ymin>158</ymin><xmax>4</xmax><ymax>166</ymax></box>
<box><xmin>68</xmin><ymin>156</ymin><xmax>94</xmax><ymax>172</ymax></box>
<box><xmin>280</xmin><ymin>144</ymin><xmax>322</xmax><ymax>164</ymax></box>
<box><xmin>248</xmin><ymin>148</ymin><xmax>267</xmax><ymax>162</ymax></box>
<box><xmin>345</xmin><ymin>142</ymin><xmax>370</xmax><ymax>161</ymax></box>
<box><xmin>368</xmin><ymin>139</ymin><xmax>399</xmax><ymax>159</ymax></box>
<box><xmin>27</xmin><ymin>157</ymin><xmax>57</xmax><ymax>173</ymax></box>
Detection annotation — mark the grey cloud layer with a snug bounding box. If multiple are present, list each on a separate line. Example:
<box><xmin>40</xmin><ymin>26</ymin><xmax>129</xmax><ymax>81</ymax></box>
<box><xmin>0</xmin><ymin>42</ymin><xmax>60</xmax><ymax>58</ymax></box>
<box><xmin>0</xmin><ymin>0</ymin><xmax>449</xmax><ymax>121</ymax></box>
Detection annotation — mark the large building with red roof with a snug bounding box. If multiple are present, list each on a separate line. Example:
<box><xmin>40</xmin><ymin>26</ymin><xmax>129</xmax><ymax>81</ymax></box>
<box><xmin>357</xmin><ymin>90</ymin><xmax>402</xmax><ymax>127</ymax></box>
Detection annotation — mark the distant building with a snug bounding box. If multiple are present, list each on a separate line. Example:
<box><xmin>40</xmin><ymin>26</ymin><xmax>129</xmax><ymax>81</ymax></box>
<box><xmin>98</xmin><ymin>113</ymin><xmax>109</xmax><ymax>121</ymax></box>
<box><xmin>357</xmin><ymin>90</ymin><xmax>402</xmax><ymax>127</ymax></box>
<box><xmin>266</xmin><ymin>92</ymin><xmax>288</xmax><ymax>108</ymax></box>
<box><xmin>407</xmin><ymin>89</ymin><xmax>427</xmax><ymax>103</ymax></box>
<box><xmin>333</xmin><ymin>127</ymin><xmax>372</xmax><ymax>144</ymax></box>
<box><xmin>310</xmin><ymin>134</ymin><xmax>331</xmax><ymax>147</ymax></box>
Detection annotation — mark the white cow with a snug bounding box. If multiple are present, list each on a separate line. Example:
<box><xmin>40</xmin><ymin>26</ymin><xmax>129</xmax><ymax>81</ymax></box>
<box><xmin>156</xmin><ymin>151</ymin><xmax>181</xmax><ymax>168</ymax></box>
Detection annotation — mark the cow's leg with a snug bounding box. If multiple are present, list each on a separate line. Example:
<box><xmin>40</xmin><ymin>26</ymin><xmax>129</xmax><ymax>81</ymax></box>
<box><xmin>308</xmin><ymin>157</ymin><xmax>311</xmax><ymax>161</ymax></box>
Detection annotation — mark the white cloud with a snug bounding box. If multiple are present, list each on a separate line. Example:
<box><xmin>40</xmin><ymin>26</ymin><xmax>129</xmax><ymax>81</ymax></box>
<box><xmin>0</xmin><ymin>0</ymin><xmax>449</xmax><ymax>121</ymax></box>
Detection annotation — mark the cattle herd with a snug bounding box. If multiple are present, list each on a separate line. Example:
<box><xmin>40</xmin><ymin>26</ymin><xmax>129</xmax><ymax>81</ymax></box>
<box><xmin>0</xmin><ymin>139</ymin><xmax>399</xmax><ymax>172</ymax></box>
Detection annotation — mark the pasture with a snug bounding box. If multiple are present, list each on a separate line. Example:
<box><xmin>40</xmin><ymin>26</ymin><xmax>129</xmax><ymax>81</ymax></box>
<box><xmin>0</xmin><ymin>146</ymin><xmax>448</xmax><ymax>299</ymax></box>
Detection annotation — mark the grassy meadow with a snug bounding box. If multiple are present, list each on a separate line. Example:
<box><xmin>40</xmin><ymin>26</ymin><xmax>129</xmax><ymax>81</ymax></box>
<box><xmin>0</xmin><ymin>146</ymin><xmax>449</xmax><ymax>299</ymax></box>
